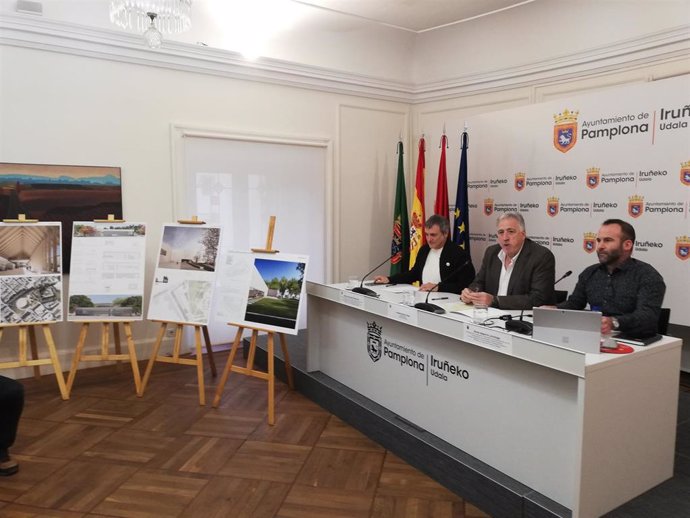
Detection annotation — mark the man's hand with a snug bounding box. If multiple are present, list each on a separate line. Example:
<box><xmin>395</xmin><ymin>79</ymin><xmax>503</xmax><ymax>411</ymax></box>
<box><xmin>419</xmin><ymin>283</ymin><xmax>438</xmax><ymax>292</ymax></box>
<box><xmin>461</xmin><ymin>288</ymin><xmax>493</xmax><ymax>306</ymax></box>
<box><xmin>601</xmin><ymin>316</ymin><xmax>614</xmax><ymax>335</ymax></box>
<box><xmin>373</xmin><ymin>275</ymin><xmax>390</xmax><ymax>284</ymax></box>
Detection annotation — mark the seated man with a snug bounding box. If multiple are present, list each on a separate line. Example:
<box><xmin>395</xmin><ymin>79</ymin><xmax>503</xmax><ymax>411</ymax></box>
<box><xmin>0</xmin><ymin>375</ymin><xmax>24</xmax><ymax>476</ymax></box>
<box><xmin>557</xmin><ymin>219</ymin><xmax>665</xmax><ymax>337</ymax></box>
<box><xmin>374</xmin><ymin>214</ymin><xmax>475</xmax><ymax>293</ymax></box>
<box><xmin>461</xmin><ymin>212</ymin><xmax>555</xmax><ymax>309</ymax></box>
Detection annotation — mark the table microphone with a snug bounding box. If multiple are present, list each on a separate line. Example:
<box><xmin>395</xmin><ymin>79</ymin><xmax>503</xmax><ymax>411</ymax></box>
<box><xmin>351</xmin><ymin>253</ymin><xmax>397</xmax><ymax>297</ymax></box>
<box><xmin>505</xmin><ymin>309</ymin><xmax>533</xmax><ymax>335</ymax></box>
<box><xmin>414</xmin><ymin>259</ymin><xmax>472</xmax><ymax>314</ymax></box>
<box><xmin>554</xmin><ymin>270</ymin><xmax>572</xmax><ymax>285</ymax></box>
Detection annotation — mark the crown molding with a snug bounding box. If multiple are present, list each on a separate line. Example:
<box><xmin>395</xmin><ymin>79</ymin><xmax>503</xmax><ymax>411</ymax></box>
<box><xmin>1</xmin><ymin>14</ymin><xmax>688</xmax><ymax>104</ymax></box>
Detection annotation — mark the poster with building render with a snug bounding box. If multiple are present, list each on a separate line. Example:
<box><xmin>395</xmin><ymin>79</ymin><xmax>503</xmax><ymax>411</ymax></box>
<box><xmin>214</xmin><ymin>251</ymin><xmax>308</xmax><ymax>335</ymax></box>
<box><xmin>148</xmin><ymin>224</ymin><xmax>221</xmax><ymax>325</ymax></box>
<box><xmin>0</xmin><ymin>222</ymin><xmax>63</xmax><ymax>323</ymax></box>
<box><xmin>67</xmin><ymin>222</ymin><xmax>147</xmax><ymax>321</ymax></box>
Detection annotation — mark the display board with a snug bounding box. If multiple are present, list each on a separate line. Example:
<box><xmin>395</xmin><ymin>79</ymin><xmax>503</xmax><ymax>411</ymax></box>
<box><xmin>463</xmin><ymin>75</ymin><xmax>689</xmax><ymax>325</ymax></box>
<box><xmin>214</xmin><ymin>252</ymin><xmax>308</xmax><ymax>335</ymax></box>
<box><xmin>67</xmin><ymin>222</ymin><xmax>147</xmax><ymax>321</ymax></box>
<box><xmin>0</xmin><ymin>222</ymin><xmax>63</xmax><ymax>323</ymax></box>
<box><xmin>148</xmin><ymin>223</ymin><xmax>221</xmax><ymax>325</ymax></box>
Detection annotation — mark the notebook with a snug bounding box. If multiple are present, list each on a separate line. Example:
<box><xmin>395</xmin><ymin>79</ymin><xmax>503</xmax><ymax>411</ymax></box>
<box><xmin>532</xmin><ymin>308</ymin><xmax>602</xmax><ymax>354</ymax></box>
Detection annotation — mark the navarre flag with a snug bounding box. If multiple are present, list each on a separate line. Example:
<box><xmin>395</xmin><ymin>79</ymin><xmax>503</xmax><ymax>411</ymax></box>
<box><xmin>409</xmin><ymin>137</ymin><xmax>426</xmax><ymax>268</ymax></box>
<box><xmin>390</xmin><ymin>141</ymin><xmax>410</xmax><ymax>276</ymax></box>
<box><xmin>453</xmin><ymin>130</ymin><xmax>471</xmax><ymax>256</ymax></box>
<box><xmin>434</xmin><ymin>134</ymin><xmax>449</xmax><ymax>219</ymax></box>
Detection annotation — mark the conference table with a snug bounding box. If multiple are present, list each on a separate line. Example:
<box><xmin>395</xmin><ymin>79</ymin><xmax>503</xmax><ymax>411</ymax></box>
<box><xmin>305</xmin><ymin>281</ymin><xmax>682</xmax><ymax>518</ymax></box>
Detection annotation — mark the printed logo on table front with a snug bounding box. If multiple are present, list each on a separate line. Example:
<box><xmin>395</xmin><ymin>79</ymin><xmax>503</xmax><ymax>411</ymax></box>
<box><xmin>366</xmin><ymin>321</ymin><xmax>382</xmax><ymax>362</ymax></box>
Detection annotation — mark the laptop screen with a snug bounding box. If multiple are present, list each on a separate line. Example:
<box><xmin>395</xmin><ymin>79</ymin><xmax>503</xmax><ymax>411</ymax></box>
<box><xmin>532</xmin><ymin>308</ymin><xmax>602</xmax><ymax>354</ymax></box>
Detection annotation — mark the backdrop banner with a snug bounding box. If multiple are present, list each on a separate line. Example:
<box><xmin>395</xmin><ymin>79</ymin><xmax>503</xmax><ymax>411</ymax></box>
<box><xmin>466</xmin><ymin>75</ymin><xmax>689</xmax><ymax>325</ymax></box>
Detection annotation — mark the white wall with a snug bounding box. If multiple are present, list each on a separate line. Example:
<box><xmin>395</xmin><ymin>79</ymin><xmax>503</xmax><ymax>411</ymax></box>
<box><xmin>0</xmin><ymin>45</ymin><xmax>410</xmax><ymax>377</ymax></box>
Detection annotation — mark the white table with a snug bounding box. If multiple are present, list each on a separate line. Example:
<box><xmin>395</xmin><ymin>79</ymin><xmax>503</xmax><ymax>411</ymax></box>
<box><xmin>306</xmin><ymin>281</ymin><xmax>682</xmax><ymax>518</ymax></box>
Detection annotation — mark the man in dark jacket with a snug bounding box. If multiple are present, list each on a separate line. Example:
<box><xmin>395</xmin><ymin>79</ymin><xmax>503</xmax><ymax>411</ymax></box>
<box><xmin>461</xmin><ymin>212</ymin><xmax>555</xmax><ymax>310</ymax></box>
<box><xmin>374</xmin><ymin>215</ymin><xmax>475</xmax><ymax>294</ymax></box>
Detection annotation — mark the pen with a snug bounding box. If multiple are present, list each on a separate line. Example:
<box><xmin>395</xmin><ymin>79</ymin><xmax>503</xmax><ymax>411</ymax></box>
<box><xmin>432</xmin><ymin>297</ymin><xmax>448</xmax><ymax>301</ymax></box>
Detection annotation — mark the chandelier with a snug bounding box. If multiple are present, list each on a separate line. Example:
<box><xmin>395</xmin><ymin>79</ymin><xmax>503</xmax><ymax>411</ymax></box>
<box><xmin>109</xmin><ymin>0</ymin><xmax>192</xmax><ymax>49</ymax></box>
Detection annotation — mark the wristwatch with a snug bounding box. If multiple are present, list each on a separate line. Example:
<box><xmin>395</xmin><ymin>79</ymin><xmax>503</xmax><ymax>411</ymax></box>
<box><xmin>611</xmin><ymin>317</ymin><xmax>620</xmax><ymax>330</ymax></box>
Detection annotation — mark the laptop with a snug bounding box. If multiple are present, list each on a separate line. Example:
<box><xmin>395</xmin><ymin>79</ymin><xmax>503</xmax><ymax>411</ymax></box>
<box><xmin>532</xmin><ymin>308</ymin><xmax>602</xmax><ymax>354</ymax></box>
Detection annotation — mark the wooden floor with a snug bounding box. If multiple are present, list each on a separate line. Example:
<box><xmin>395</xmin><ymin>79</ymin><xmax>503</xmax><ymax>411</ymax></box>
<box><xmin>0</xmin><ymin>351</ymin><xmax>490</xmax><ymax>518</ymax></box>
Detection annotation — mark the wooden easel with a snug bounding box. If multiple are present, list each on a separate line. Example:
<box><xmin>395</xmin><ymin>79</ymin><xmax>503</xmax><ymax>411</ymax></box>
<box><xmin>0</xmin><ymin>215</ymin><xmax>67</xmax><ymax>399</ymax></box>
<box><xmin>213</xmin><ymin>215</ymin><xmax>295</xmax><ymax>425</ymax></box>
<box><xmin>212</xmin><ymin>324</ymin><xmax>293</xmax><ymax>425</ymax></box>
<box><xmin>140</xmin><ymin>320</ymin><xmax>217</xmax><ymax>405</ymax></box>
<box><xmin>139</xmin><ymin>216</ymin><xmax>217</xmax><ymax>405</ymax></box>
<box><xmin>66</xmin><ymin>216</ymin><xmax>143</xmax><ymax>396</ymax></box>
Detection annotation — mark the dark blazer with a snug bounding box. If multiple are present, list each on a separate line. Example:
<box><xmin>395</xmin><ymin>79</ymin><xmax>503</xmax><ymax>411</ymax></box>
<box><xmin>389</xmin><ymin>241</ymin><xmax>475</xmax><ymax>294</ymax></box>
<box><xmin>472</xmin><ymin>238</ymin><xmax>555</xmax><ymax>309</ymax></box>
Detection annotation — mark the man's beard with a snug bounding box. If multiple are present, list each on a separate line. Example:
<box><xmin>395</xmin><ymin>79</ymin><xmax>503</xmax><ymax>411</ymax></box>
<box><xmin>598</xmin><ymin>248</ymin><xmax>621</xmax><ymax>266</ymax></box>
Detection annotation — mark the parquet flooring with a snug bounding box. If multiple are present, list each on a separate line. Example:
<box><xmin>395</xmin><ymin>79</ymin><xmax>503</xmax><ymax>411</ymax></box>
<box><xmin>1</xmin><ymin>351</ymin><xmax>490</xmax><ymax>518</ymax></box>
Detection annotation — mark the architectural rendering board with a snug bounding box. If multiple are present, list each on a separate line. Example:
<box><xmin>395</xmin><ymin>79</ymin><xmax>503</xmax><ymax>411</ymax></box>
<box><xmin>68</xmin><ymin>222</ymin><xmax>147</xmax><ymax>321</ymax></box>
<box><xmin>0</xmin><ymin>222</ymin><xmax>63</xmax><ymax>323</ymax></box>
<box><xmin>148</xmin><ymin>224</ymin><xmax>221</xmax><ymax>325</ymax></box>
<box><xmin>214</xmin><ymin>252</ymin><xmax>309</xmax><ymax>335</ymax></box>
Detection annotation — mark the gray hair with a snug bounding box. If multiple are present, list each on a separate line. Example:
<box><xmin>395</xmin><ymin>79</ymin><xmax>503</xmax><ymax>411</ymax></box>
<box><xmin>496</xmin><ymin>212</ymin><xmax>525</xmax><ymax>231</ymax></box>
<box><xmin>425</xmin><ymin>214</ymin><xmax>450</xmax><ymax>234</ymax></box>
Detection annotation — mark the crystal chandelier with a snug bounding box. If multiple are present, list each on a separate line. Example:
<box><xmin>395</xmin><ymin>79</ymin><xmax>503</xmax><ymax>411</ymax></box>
<box><xmin>109</xmin><ymin>0</ymin><xmax>192</xmax><ymax>48</ymax></box>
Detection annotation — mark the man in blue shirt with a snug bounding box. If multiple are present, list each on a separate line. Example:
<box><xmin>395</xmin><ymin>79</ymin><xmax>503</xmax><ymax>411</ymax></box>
<box><xmin>558</xmin><ymin>219</ymin><xmax>665</xmax><ymax>337</ymax></box>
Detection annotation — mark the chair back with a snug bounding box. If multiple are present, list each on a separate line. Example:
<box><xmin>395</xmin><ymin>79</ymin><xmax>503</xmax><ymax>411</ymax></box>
<box><xmin>658</xmin><ymin>308</ymin><xmax>670</xmax><ymax>335</ymax></box>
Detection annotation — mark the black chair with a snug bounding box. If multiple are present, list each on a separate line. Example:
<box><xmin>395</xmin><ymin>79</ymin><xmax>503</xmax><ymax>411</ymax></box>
<box><xmin>554</xmin><ymin>290</ymin><xmax>568</xmax><ymax>304</ymax></box>
<box><xmin>658</xmin><ymin>308</ymin><xmax>670</xmax><ymax>335</ymax></box>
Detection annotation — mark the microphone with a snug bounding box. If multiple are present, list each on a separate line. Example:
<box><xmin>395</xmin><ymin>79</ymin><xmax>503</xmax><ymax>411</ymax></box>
<box><xmin>414</xmin><ymin>259</ymin><xmax>472</xmax><ymax>314</ymax></box>
<box><xmin>414</xmin><ymin>285</ymin><xmax>445</xmax><ymax>314</ymax></box>
<box><xmin>505</xmin><ymin>308</ymin><xmax>533</xmax><ymax>335</ymax></box>
<box><xmin>351</xmin><ymin>253</ymin><xmax>397</xmax><ymax>297</ymax></box>
<box><xmin>554</xmin><ymin>270</ymin><xmax>572</xmax><ymax>285</ymax></box>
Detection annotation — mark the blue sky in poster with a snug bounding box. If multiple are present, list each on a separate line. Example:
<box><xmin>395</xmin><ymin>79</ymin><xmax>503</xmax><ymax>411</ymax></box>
<box><xmin>254</xmin><ymin>258</ymin><xmax>304</xmax><ymax>282</ymax></box>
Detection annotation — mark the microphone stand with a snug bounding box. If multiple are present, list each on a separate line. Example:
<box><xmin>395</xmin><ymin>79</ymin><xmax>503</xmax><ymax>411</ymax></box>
<box><xmin>351</xmin><ymin>253</ymin><xmax>396</xmax><ymax>297</ymax></box>
<box><xmin>414</xmin><ymin>286</ymin><xmax>445</xmax><ymax>314</ymax></box>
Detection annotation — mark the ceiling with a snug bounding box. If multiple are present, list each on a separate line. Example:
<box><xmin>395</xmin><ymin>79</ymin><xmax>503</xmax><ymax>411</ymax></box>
<box><xmin>294</xmin><ymin>0</ymin><xmax>536</xmax><ymax>32</ymax></box>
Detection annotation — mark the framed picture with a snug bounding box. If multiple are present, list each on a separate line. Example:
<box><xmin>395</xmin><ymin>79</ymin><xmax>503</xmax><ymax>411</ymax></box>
<box><xmin>0</xmin><ymin>163</ymin><xmax>123</xmax><ymax>273</ymax></box>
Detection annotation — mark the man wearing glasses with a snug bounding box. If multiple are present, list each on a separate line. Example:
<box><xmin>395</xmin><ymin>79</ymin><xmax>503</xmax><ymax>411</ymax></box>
<box><xmin>461</xmin><ymin>212</ymin><xmax>555</xmax><ymax>310</ymax></box>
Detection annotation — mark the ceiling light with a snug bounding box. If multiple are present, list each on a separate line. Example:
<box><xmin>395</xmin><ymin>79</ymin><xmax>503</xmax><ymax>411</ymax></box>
<box><xmin>110</xmin><ymin>0</ymin><xmax>192</xmax><ymax>48</ymax></box>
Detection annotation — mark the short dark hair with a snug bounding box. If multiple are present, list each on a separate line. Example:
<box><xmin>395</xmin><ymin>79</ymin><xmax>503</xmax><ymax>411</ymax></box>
<box><xmin>426</xmin><ymin>214</ymin><xmax>450</xmax><ymax>234</ymax></box>
<box><xmin>603</xmin><ymin>219</ymin><xmax>635</xmax><ymax>243</ymax></box>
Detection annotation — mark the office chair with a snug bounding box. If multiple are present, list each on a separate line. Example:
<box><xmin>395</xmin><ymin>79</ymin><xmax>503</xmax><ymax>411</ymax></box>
<box><xmin>657</xmin><ymin>308</ymin><xmax>670</xmax><ymax>335</ymax></box>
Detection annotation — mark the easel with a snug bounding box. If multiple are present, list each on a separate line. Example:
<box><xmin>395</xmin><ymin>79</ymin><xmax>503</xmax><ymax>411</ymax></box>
<box><xmin>0</xmin><ymin>215</ymin><xmax>68</xmax><ymax>399</ymax></box>
<box><xmin>65</xmin><ymin>214</ymin><xmax>143</xmax><ymax>396</ymax></box>
<box><xmin>139</xmin><ymin>216</ymin><xmax>217</xmax><ymax>405</ymax></box>
<box><xmin>213</xmin><ymin>216</ymin><xmax>295</xmax><ymax>425</ymax></box>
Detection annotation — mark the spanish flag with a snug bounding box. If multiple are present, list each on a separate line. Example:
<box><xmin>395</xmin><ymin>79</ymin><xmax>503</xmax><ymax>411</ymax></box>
<box><xmin>409</xmin><ymin>137</ymin><xmax>426</xmax><ymax>268</ymax></box>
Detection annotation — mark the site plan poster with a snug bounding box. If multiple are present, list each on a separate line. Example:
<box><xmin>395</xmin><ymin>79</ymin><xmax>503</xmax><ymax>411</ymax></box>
<box><xmin>214</xmin><ymin>252</ymin><xmax>309</xmax><ymax>335</ymax></box>
<box><xmin>0</xmin><ymin>222</ymin><xmax>63</xmax><ymax>323</ymax></box>
<box><xmin>67</xmin><ymin>222</ymin><xmax>147</xmax><ymax>321</ymax></box>
<box><xmin>148</xmin><ymin>224</ymin><xmax>221</xmax><ymax>325</ymax></box>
